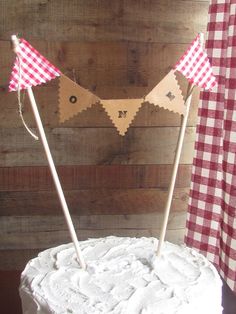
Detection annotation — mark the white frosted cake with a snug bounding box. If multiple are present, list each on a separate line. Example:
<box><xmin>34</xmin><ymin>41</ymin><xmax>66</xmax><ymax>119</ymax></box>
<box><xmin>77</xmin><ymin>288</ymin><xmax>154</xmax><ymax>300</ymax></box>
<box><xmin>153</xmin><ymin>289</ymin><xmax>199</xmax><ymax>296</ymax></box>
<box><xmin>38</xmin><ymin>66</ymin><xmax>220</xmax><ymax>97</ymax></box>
<box><xmin>19</xmin><ymin>236</ymin><xmax>222</xmax><ymax>314</ymax></box>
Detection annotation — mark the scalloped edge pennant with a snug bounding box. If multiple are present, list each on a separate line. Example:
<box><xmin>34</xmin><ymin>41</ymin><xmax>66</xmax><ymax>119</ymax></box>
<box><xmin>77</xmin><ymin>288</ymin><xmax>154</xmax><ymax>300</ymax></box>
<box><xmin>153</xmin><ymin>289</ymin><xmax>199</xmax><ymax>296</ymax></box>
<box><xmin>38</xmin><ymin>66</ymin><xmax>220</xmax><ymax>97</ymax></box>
<box><xmin>59</xmin><ymin>74</ymin><xmax>100</xmax><ymax>123</ymax></box>
<box><xmin>101</xmin><ymin>99</ymin><xmax>143</xmax><ymax>135</ymax></box>
<box><xmin>145</xmin><ymin>70</ymin><xmax>185</xmax><ymax>115</ymax></box>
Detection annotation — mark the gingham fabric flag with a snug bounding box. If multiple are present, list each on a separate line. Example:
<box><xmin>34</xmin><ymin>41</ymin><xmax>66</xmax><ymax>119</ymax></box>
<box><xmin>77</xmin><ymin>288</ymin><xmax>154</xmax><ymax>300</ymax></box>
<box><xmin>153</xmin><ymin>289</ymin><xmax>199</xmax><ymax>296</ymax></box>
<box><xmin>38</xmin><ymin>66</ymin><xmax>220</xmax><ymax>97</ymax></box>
<box><xmin>186</xmin><ymin>1</ymin><xmax>236</xmax><ymax>294</ymax></box>
<box><xmin>9</xmin><ymin>38</ymin><xmax>61</xmax><ymax>91</ymax></box>
<box><xmin>174</xmin><ymin>34</ymin><xmax>217</xmax><ymax>90</ymax></box>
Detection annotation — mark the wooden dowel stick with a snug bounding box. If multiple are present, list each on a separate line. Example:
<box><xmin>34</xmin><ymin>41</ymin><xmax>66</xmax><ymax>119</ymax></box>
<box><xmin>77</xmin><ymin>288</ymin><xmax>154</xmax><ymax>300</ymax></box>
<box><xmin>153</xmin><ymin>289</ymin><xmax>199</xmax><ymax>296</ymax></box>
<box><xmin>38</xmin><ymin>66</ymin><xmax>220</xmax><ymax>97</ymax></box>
<box><xmin>27</xmin><ymin>87</ymin><xmax>86</xmax><ymax>269</ymax></box>
<box><xmin>156</xmin><ymin>84</ymin><xmax>194</xmax><ymax>257</ymax></box>
<box><xmin>11</xmin><ymin>35</ymin><xmax>86</xmax><ymax>269</ymax></box>
<box><xmin>156</xmin><ymin>32</ymin><xmax>204</xmax><ymax>257</ymax></box>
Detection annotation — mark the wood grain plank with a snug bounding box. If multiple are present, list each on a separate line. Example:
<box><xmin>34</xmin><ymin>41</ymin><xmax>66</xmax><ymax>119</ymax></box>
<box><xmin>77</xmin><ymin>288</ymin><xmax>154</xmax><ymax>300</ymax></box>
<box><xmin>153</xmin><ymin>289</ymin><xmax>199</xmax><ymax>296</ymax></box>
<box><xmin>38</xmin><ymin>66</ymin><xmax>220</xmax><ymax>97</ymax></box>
<box><xmin>0</xmin><ymin>250</ymin><xmax>41</xmax><ymax>270</ymax></box>
<box><xmin>0</xmin><ymin>127</ymin><xmax>196</xmax><ymax>166</ymax></box>
<box><xmin>0</xmin><ymin>228</ymin><xmax>185</xmax><ymax>250</ymax></box>
<box><xmin>0</xmin><ymin>164</ymin><xmax>192</xmax><ymax>191</ymax></box>
<box><xmin>0</xmin><ymin>0</ymin><xmax>208</xmax><ymax>43</ymax></box>
<box><xmin>0</xmin><ymin>212</ymin><xmax>186</xmax><ymax>233</ymax></box>
<box><xmin>0</xmin><ymin>188</ymin><xmax>189</xmax><ymax>215</ymax></box>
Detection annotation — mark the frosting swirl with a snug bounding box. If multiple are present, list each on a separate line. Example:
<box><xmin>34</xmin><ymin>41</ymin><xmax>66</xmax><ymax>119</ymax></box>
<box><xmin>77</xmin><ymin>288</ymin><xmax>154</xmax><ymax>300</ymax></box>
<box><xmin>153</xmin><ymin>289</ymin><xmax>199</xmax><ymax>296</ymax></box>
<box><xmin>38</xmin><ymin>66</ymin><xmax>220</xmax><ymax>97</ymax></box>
<box><xmin>20</xmin><ymin>236</ymin><xmax>222</xmax><ymax>314</ymax></box>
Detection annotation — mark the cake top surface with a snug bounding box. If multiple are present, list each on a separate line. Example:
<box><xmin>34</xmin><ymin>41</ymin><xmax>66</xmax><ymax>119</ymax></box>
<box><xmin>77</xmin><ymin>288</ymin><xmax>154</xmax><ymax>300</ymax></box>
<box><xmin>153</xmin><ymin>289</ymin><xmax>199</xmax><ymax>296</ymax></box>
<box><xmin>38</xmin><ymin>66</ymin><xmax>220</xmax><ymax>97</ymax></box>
<box><xmin>20</xmin><ymin>236</ymin><xmax>222</xmax><ymax>314</ymax></box>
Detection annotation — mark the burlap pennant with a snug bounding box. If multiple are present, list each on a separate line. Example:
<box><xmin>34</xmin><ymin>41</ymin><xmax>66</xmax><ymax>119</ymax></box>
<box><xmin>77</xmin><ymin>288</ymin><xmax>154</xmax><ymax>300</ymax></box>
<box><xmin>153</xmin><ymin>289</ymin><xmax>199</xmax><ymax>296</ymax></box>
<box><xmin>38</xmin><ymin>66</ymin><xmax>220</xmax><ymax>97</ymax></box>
<box><xmin>145</xmin><ymin>70</ymin><xmax>185</xmax><ymax>115</ymax></box>
<box><xmin>101</xmin><ymin>99</ymin><xmax>143</xmax><ymax>135</ymax></box>
<box><xmin>59</xmin><ymin>74</ymin><xmax>100</xmax><ymax>123</ymax></box>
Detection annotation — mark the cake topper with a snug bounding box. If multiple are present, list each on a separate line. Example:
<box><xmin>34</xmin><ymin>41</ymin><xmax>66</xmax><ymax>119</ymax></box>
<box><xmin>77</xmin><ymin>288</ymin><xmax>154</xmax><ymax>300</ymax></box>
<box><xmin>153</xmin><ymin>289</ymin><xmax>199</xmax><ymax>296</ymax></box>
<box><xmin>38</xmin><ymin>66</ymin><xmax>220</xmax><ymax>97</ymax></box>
<box><xmin>9</xmin><ymin>32</ymin><xmax>216</xmax><ymax>261</ymax></box>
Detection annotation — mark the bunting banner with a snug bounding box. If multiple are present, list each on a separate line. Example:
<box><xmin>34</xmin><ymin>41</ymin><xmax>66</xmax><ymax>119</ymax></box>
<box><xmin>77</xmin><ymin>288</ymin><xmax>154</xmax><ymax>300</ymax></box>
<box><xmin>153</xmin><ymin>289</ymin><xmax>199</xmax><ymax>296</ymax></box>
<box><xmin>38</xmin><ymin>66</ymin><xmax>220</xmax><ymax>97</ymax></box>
<box><xmin>59</xmin><ymin>75</ymin><xmax>100</xmax><ymax>123</ymax></box>
<box><xmin>9</xmin><ymin>38</ymin><xmax>61</xmax><ymax>91</ymax></box>
<box><xmin>145</xmin><ymin>70</ymin><xmax>185</xmax><ymax>115</ymax></box>
<box><xmin>58</xmin><ymin>71</ymin><xmax>185</xmax><ymax>134</ymax></box>
<box><xmin>8</xmin><ymin>35</ymin><xmax>218</xmax><ymax>135</ymax></box>
<box><xmin>174</xmin><ymin>34</ymin><xmax>217</xmax><ymax>90</ymax></box>
<box><xmin>101</xmin><ymin>99</ymin><xmax>143</xmax><ymax>135</ymax></box>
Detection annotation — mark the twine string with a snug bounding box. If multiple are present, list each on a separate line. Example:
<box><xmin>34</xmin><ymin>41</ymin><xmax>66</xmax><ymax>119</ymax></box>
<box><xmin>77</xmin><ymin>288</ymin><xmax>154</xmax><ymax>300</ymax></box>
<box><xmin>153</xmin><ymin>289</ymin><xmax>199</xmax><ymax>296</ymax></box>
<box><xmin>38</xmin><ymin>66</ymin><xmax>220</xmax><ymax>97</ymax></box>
<box><xmin>16</xmin><ymin>53</ymin><xmax>38</xmax><ymax>140</ymax></box>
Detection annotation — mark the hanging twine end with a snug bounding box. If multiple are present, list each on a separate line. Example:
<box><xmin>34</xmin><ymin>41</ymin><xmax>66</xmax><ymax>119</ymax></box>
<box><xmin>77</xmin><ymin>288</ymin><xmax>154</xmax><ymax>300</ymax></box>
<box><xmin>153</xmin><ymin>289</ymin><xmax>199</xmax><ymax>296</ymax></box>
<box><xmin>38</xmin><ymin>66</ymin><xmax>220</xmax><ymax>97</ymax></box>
<box><xmin>11</xmin><ymin>35</ymin><xmax>39</xmax><ymax>141</ymax></box>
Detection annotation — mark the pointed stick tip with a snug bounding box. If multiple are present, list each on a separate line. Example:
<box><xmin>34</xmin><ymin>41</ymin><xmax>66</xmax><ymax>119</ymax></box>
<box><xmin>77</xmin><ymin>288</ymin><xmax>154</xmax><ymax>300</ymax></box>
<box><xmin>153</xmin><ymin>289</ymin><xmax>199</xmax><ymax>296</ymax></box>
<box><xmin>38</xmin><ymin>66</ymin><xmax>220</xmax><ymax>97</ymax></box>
<box><xmin>199</xmin><ymin>32</ymin><xmax>204</xmax><ymax>48</ymax></box>
<box><xmin>11</xmin><ymin>35</ymin><xmax>20</xmax><ymax>53</ymax></box>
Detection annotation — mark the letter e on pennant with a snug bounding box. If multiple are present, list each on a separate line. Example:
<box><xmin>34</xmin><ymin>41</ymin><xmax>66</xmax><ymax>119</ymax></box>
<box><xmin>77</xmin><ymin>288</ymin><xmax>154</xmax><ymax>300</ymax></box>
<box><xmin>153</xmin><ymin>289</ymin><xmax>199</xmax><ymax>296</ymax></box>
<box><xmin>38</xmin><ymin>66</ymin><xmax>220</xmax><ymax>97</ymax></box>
<box><xmin>145</xmin><ymin>70</ymin><xmax>185</xmax><ymax>115</ymax></box>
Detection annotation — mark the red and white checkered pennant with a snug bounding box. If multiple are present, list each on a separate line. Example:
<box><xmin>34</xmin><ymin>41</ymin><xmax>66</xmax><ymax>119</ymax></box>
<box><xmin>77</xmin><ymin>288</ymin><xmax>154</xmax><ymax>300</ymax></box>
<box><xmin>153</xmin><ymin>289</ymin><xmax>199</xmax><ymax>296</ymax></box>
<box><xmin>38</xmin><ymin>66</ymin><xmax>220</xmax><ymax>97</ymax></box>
<box><xmin>174</xmin><ymin>34</ymin><xmax>217</xmax><ymax>90</ymax></box>
<box><xmin>9</xmin><ymin>38</ymin><xmax>61</xmax><ymax>91</ymax></box>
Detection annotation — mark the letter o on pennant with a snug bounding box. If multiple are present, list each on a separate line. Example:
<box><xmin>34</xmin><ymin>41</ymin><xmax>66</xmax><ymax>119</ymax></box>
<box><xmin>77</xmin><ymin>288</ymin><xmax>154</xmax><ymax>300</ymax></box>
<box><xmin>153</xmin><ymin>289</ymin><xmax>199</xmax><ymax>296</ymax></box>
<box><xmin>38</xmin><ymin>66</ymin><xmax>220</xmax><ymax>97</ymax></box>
<box><xmin>69</xmin><ymin>95</ymin><xmax>77</xmax><ymax>104</ymax></box>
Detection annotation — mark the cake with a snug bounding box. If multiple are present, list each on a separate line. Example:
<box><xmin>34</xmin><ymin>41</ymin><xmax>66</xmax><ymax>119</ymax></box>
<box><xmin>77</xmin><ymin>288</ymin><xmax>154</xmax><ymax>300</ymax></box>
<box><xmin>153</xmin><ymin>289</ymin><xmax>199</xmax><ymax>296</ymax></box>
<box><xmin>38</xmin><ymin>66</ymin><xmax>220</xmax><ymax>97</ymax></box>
<box><xmin>19</xmin><ymin>236</ymin><xmax>222</xmax><ymax>314</ymax></box>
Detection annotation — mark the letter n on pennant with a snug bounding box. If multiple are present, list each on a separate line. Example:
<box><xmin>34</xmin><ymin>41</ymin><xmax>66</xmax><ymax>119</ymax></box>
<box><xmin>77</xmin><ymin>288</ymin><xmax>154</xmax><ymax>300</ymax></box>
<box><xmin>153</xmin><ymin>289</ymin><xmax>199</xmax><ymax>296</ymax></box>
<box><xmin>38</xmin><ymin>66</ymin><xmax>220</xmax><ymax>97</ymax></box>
<box><xmin>101</xmin><ymin>99</ymin><xmax>143</xmax><ymax>135</ymax></box>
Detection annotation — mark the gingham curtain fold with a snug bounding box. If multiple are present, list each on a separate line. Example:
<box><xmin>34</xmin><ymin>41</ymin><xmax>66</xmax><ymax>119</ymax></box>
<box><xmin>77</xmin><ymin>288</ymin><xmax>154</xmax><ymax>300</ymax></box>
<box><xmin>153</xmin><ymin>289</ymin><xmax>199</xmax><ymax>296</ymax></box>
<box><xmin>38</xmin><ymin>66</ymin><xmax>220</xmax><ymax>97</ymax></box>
<box><xmin>185</xmin><ymin>0</ymin><xmax>236</xmax><ymax>293</ymax></box>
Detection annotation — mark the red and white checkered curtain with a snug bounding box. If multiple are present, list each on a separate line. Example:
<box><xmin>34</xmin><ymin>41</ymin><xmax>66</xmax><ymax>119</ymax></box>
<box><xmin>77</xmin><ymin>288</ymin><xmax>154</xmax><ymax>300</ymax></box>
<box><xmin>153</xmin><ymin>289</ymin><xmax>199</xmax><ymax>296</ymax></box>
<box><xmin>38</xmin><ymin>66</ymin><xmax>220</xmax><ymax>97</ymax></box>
<box><xmin>185</xmin><ymin>0</ymin><xmax>236</xmax><ymax>293</ymax></box>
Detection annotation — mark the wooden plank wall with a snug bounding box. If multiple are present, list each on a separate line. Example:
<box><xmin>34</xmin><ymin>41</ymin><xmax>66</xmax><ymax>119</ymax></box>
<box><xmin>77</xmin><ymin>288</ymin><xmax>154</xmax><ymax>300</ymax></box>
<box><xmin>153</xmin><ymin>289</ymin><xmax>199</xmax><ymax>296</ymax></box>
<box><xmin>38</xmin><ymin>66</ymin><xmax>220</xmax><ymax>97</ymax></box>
<box><xmin>0</xmin><ymin>0</ymin><xmax>209</xmax><ymax>270</ymax></box>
